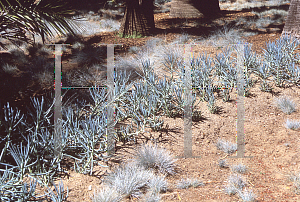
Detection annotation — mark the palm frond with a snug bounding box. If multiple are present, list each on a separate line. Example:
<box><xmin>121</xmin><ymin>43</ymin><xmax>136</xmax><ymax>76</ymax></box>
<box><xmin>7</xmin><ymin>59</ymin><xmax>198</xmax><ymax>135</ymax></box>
<box><xmin>0</xmin><ymin>0</ymin><xmax>85</xmax><ymax>50</ymax></box>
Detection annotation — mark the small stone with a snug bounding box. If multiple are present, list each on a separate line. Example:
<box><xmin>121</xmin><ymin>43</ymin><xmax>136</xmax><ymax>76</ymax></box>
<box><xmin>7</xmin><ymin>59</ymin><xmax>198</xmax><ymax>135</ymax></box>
<box><xmin>88</xmin><ymin>185</ymin><xmax>92</xmax><ymax>191</ymax></box>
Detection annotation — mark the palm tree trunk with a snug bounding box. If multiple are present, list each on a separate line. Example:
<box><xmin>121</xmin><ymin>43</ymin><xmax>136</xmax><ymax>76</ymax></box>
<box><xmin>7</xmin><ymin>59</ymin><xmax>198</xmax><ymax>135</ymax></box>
<box><xmin>118</xmin><ymin>0</ymin><xmax>154</xmax><ymax>37</ymax></box>
<box><xmin>141</xmin><ymin>0</ymin><xmax>155</xmax><ymax>32</ymax></box>
<box><xmin>282</xmin><ymin>0</ymin><xmax>300</xmax><ymax>39</ymax></box>
<box><xmin>170</xmin><ymin>0</ymin><xmax>220</xmax><ymax>18</ymax></box>
<box><xmin>170</xmin><ymin>0</ymin><xmax>203</xmax><ymax>18</ymax></box>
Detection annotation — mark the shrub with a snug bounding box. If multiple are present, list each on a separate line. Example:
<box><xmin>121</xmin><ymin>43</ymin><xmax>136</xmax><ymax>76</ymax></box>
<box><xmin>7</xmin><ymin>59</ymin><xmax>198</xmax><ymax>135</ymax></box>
<box><xmin>176</xmin><ymin>177</ymin><xmax>204</xmax><ymax>189</ymax></box>
<box><xmin>72</xmin><ymin>45</ymin><xmax>106</xmax><ymax>67</ymax></box>
<box><xmin>114</xmin><ymin>55</ymin><xmax>144</xmax><ymax>82</ymax></box>
<box><xmin>274</xmin><ymin>95</ymin><xmax>297</xmax><ymax>114</ymax></box>
<box><xmin>142</xmin><ymin>191</ymin><xmax>161</xmax><ymax>202</ymax></box>
<box><xmin>224</xmin><ymin>174</ymin><xmax>247</xmax><ymax>195</ymax></box>
<box><xmin>0</xmin><ymin>170</ymin><xmax>38</xmax><ymax>201</ymax></box>
<box><xmin>284</xmin><ymin>119</ymin><xmax>300</xmax><ymax>130</ymax></box>
<box><xmin>104</xmin><ymin>162</ymin><xmax>155</xmax><ymax>198</ymax></box>
<box><xmin>146</xmin><ymin>174</ymin><xmax>168</xmax><ymax>193</ymax></box>
<box><xmin>216</xmin><ymin>139</ymin><xmax>237</xmax><ymax>154</ymax></box>
<box><xmin>99</xmin><ymin>18</ymin><xmax>121</xmax><ymax>31</ymax></box>
<box><xmin>262</xmin><ymin>34</ymin><xmax>300</xmax><ymax>87</ymax></box>
<box><xmin>33</xmin><ymin>70</ymin><xmax>53</xmax><ymax>88</ymax></box>
<box><xmin>230</xmin><ymin>163</ymin><xmax>248</xmax><ymax>174</ymax></box>
<box><xmin>207</xmin><ymin>25</ymin><xmax>244</xmax><ymax>47</ymax></box>
<box><xmin>131</xmin><ymin>143</ymin><xmax>177</xmax><ymax>176</ymax></box>
<box><xmin>2</xmin><ymin>63</ymin><xmax>19</xmax><ymax>75</ymax></box>
<box><xmin>46</xmin><ymin>180</ymin><xmax>69</xmax><ymax>202</ymax></box>
<box><xmin>237</xmin><ymin>188</ymin><xmax>257</xmax><ymax>202</ymax></box>
<box><xmin>218</xmin><ymin>159</ymin><xmax>229</xmax><ymax>168</ymax></box>
<box><xmin>289</xmin><ymin>171</ymin><xmax>300</xmax><ymax>194</ymax></box>
<box><xmin>92</xmin><ymin>186</ymin><xmax>122</xmax><ymax>202</ymax></box>
<box><xmin>128</xmin><ymin>46</ymin><xmax>140</xmax><ymax>54</ymax></box>
<box><xmin>172</xmin><ymin>33</ymin><xmax>190</xmax><ymax>44</ymax></box>
<box><xmin>144</xmin><ymin>38</ymin><xmax>164</xmax><ymax>51</ymax></box>
<box><xmin>159</xmin><ymin>44</ymin><xmax>184</xmax><ymax>74</ymax></box>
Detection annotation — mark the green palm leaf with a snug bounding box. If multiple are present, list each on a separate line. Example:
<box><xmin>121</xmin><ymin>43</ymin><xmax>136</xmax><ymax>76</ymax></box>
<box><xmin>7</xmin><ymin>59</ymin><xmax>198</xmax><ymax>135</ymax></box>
<box><xmin>0</xmin><ymin>0</ymin><xmax>85</xmax><ymax>49</ymax></box>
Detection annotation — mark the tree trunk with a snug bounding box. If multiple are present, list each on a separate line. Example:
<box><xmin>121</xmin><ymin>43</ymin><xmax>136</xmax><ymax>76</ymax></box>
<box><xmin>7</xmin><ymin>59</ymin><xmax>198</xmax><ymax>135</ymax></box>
<box><xmin>282</xmin><ymin>0</ymin><xmax>300</xmax><ymax>39</ymax></box>
<box><xmin>141</xmin><ymin>0</ymin><xmax>155</xmax><ymax>32</ymax></box>
<box><xmin>118</xmin><ymin>0</ymin><xmax>154</xmax><ymax>37</ymax></box>
<box><xmin>169</xmin><ymin>0</ymin><xmax>220</xmax><ymax>18</ymax></box>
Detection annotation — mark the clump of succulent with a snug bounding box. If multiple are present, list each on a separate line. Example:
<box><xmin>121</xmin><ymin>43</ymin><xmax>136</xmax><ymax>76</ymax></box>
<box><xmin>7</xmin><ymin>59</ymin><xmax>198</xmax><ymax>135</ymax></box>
<box><xmin>237</xmin><ymin>188</ymin><xmax>257</xmax><ymax>202</ymax></box>
<box><xmin>128</xmin><ymin>46</ymin><xmax>140</xmax><ymax>54</ymax></box>
<box><xmin>289</xmin><ymin>171</ymin><xmax>300</xmax><ymax>194</ymax></box>
<box><xmin>216</xmin><ymin>139</ymin><xmax>237</xmax><ymax>154</ymax></box>
<box><xmin>147</xmin><ymin>174</ymin><xmax>168</xmax><ymax>192</ymax></box>
<box><xmin>262</xmin><ymin>33</ymin><xmax>300</xmax><ymax>87</ymax></box>
<box><xmin>218</xmin><ymin>159</ymin><xmax>229</xmax><ymax>168</ymax></box>
<box><xmin>131</xmin><ymin>143</ymin><xmax>177</xmax><ymax>176</ymax></box>
<box><xmin>176</xmin><ymin>177</ymin><xmax>204</xmax><ymax>189</ymax></box>
<box><xmin>46</xmin><ymin>180</ymin><xmax>69</xmax><ymax>202</ymax></box>
<box><xmin>274</xmin><ymin>95</ymin><xmax>297</xmax><ymax>115</ymax></box>
<box><xmin>224</xmin><ymin>173</ymin><xmax>247</xmax><ymax>195</ymax></box>
<box><xmin>103</xmin><ymin>162</ymin><xmax>156</xmax><ymax>199</ymax></box>
<box><xmin>92</xmin><ymin>186</ymin><xmax>122</xmax><ymax>202</ymax></box>
<box><xmin>284</xmin><ymin>119</ymin><xmax>300</xmax><ymax>130</ymax></box>
<box><xmin>230</xmin><ymin>163</ymin><xmax>248</xmax><ymax>174</ymax></box>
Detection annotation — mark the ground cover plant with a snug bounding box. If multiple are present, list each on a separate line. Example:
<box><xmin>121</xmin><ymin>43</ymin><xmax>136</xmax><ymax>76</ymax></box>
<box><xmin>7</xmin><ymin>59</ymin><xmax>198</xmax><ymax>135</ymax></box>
<box><xmin>1</xmin><ymin>0</ymin><xmax>300</xmax><ymax>201</ymax></box>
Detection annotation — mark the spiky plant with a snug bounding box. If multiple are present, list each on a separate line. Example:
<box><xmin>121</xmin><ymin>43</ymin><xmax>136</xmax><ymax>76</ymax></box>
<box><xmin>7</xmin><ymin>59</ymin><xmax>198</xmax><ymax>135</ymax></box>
<box><xmin>176</xmin><ymin>177</ymin><xmax>204</xmax><ymax>189</ymax></box>
<box><xmin>216</xmin><ymin>139</ymin><xmax>237</xmax><ymax>154</ymax></box>
<box><xmin>237</xmin><ymin>188</ymin><xmax>256</xmax><ymax>202</ymax></box>
<box><xmin>146</xmin><ymin>174</ymin><xmax>168</xmax><ymax>193</ymax></box>
<box><xmin>274</xmin><ymin>95</ymin><xmax>297</xmax><ymax>115</ymax></box>
<box><xmin>230</xmin><ymin>163</ymin><xmax>248</xmax><ymax>174</ymax></box>
<box><xmin>92</xmin><ymin>186</ymin><xmax>122</xmax><ymax>202</ymax></box>
<box><xmin>46</xmin><ymin>180</ymin><xmax>69</xmax><ymax>202</ymax></box>
<box><xmin>104</xmin><ymin>162</ymin><xmax>155</xmax><ymax>199</ymax></box>
<box><xmin>131</xmin><ymin>143</ymin><xmax>177</xmax><ymax>176</ymax></box>
<box><xmin>284</xmin><ymin>119</ymin><xmax>300</xmax><ymax>130</ymax></box>
<box><xmin>218</xmin><ymin>159</ymin><xmax>229</xmax><ymax>168</ymax></box>
<box><xmin>224</xmin><ymin>173</ymin><xmax>247</xmax><ymax>195</ymax></box>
